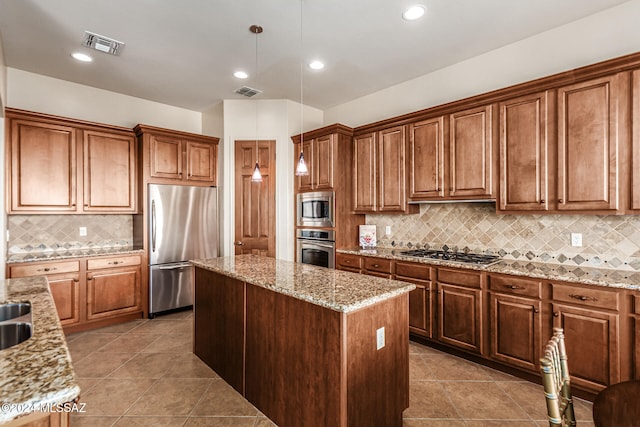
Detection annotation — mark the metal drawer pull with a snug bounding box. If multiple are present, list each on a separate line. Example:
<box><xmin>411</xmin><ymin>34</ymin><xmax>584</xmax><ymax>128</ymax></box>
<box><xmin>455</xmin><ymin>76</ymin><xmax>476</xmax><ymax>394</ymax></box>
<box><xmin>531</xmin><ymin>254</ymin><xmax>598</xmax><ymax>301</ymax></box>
<box><xmin>533</xmin><ymin>308</ymin><xmax>539</xmax><ymax>313</ymax></box>
<box><xmin>553</xmin><ymin>312</ymin><xmax>559</xmax><ymax>317</ymax></box>
<box><xmin>505</xmin><ymin>284</ymin><xmax>523</xmax><ymax>290</ymax></box>
<box><xmin>38</xmin><ymin>267</ymin><xmax>56</xmax><ymax>272</ymax></box>
<box><xmin>372</xmin><ymin>264</ymin><xmax>380</xmax><ymax>268</ymax></box>
<box><xmin>569</xmin><ymin>294</ymin><xmax>597</xmax><ymax>302</ymax></box>
<box><xmin>108</xmin><ymin>261</ymin><xmax>121</xmax><ymax>265</ymax></box>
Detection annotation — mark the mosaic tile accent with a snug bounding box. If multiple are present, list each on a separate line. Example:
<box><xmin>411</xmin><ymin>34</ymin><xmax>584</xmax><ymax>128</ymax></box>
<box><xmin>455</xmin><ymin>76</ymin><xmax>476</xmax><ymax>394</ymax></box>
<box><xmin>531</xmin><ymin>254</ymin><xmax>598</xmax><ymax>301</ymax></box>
<box><xmin>367</xmin><ymin>203</ymin><xmax>640</xmax><ymax>271</ymax></box>
<box><xmin>7</xmin><ymin>215</ymin><xmax>133</xmax><ymax>255</ymax></box>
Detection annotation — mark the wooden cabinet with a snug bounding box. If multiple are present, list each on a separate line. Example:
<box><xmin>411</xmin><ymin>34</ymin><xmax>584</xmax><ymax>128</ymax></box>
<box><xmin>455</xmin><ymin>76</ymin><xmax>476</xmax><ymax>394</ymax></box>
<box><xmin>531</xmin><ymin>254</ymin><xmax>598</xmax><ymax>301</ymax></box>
<box><xmin>498</xmin><ymin>91</ymin><xmax>550</xmax><ymax>211</ymax></box>
<box><xmin>408</xmin><ymin>117</ymin><xmax>445</xmax><ymax>199</ymax></box>
<box><xmin>363</xmin><ymin>257</ymin><xmax>393</xmax><ymax>278</ymax></box>
<box><xmin>436</xmin><ymin>268</ymin><xmax>483</xmax><ymax>354</ymax></box>
<box><xmin>86</xmin><ymin>255</ymin><xmax>142</xmax><ymax>320</ymax></box>
<box><xmin>7</xmin><ymin>254</ymin><xmax>144</xmax><ymax>333</ymax></box>
<box><xmin>395</xmin><ymin>261</ymin><xmax>433</xmax><ymax>338</ymax></box>
<box><xmin>353</xmin><ymin>126</ymin><xmax>414</xmax><ymax>213</ymax></box>
<box><xmin>295</xmin><ymin>134</ymin><xmax>333</xmax><ymax>191</ymax></box>
<box><xmin>5</xmin><ymin>109</ymin><xmax>138</xmax><ymax>214</ymax></box>
<box><xmin>633</xmin><ymin>294</ymin><xmax>640</xmax><ymax>380</ymax></box>
<box><xmin>488</xmin><ymin>274</ymin><xmax>542</xmax><ymax>372</ymax></box>
<box><xmin>135</xmin><ymin>124</ymin><xmax>219</xmax><ymax>186</ymax></box>
<box><xmin>556</xmin><ymin>75</ymin><xmax>620</xmax><ymax>212</ymax></box>
<box><xmin>631</xmin><ymin>69</ymin><xmax>640</xmax><ymax>211</ymax></box>
<box><xmin>335</xmin><ymin>253</ymin><xmax>362</xmax><ymax>273</ymax></box>
<box><xmin>551</xmin><ymin>282</ymin><xmax>621</xmax><ymax>391</ymax></box>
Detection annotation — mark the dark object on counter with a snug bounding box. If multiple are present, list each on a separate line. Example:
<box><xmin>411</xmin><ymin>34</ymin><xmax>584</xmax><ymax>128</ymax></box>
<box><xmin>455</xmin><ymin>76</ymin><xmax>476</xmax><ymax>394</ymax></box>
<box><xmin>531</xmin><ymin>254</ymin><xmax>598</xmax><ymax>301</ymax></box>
<box><xmin>400</xmin><ymin>248</ymin><xmax>501</xmax><ymax>265</ymax></box>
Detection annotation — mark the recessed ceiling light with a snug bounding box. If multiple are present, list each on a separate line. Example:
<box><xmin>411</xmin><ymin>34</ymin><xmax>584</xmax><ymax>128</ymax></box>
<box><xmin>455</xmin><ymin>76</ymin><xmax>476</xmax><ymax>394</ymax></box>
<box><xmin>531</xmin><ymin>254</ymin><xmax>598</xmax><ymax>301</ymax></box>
<box><xmin>71</xmin><ymin>52</ymin><xmax>93</xmax><ymax>62</ymax></box>
<box><xmin>309</xmin><ymin>60</ymin><xmax>324</xmax><ymax>70</ymax></box>
<box><xmin>234</xmin><ymin>71</ymin><xmax>249</xmax><ymax>79</ymax></box>
<box><xmin>402</xmin><ymin>5</ymin><xmax>426</xmax><ymax>21</ymax></box>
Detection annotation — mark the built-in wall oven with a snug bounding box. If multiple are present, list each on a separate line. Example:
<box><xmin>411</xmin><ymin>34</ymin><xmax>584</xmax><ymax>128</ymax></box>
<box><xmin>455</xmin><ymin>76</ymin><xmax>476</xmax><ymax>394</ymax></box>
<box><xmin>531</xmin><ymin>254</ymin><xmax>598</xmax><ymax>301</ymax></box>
<box><xmin>297</xmin><ymin>191</ymin><xmax>334</xmax><ymax>227</ymax></box>
<box><xmin>296</xmin><ymin>229</ymin><xmax>335</xmax><ymax>269</ymax></box>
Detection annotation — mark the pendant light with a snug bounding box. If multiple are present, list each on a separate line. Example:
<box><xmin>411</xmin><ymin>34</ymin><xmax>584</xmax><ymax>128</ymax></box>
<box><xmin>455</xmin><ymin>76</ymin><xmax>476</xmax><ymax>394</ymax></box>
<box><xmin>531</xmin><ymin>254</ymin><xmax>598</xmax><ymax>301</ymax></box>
<box><xmin>250</xmin><ymin>24</ymin><xmax>263</xmax><ymax>183</ymax></box>
<box><xmin>295</xmin><ymin>0</ymin><xmax>309</xmax><ymax>177</ymax></box>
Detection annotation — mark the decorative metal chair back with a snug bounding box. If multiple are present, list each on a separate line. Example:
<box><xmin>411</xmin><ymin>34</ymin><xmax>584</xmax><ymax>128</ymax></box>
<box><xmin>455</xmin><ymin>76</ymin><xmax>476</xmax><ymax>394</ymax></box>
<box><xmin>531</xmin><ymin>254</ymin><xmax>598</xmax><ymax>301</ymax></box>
<box><xmin>540</xmin><ymin>327</ymin><xmax>576</xmax><ymax>427</ymax></box>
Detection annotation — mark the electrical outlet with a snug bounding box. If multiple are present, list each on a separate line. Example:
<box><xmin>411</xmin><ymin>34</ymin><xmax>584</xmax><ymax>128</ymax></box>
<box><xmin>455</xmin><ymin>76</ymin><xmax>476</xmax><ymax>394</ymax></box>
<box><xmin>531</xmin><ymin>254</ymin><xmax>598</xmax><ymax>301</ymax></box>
<box><xmin>376</xmin><ymin>327</ymin><xmax>385</xmax><ymax>350</ymax></box>
<box><xmin>79</xmin><ymin>227</ymin><xmax>87</xmax><ymax>237</ymax></box>
<box><xmin>385</xmin><ymin>225</ymin><xmax>391</xmax><ymax>236</ymax></box>
<box><xmin>571</xmin><ymin>233</ymin><xmax>582</xmax><ymax>247</ymax></box>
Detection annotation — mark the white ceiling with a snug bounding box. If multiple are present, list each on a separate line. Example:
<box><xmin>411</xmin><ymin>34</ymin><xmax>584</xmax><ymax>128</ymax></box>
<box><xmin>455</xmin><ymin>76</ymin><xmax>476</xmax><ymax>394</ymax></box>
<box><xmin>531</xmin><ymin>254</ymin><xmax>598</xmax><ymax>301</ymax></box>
<box><xmin>0</xmin><ymin>0</ymin><xmax>631</xmax><ymax>112</ymax></box>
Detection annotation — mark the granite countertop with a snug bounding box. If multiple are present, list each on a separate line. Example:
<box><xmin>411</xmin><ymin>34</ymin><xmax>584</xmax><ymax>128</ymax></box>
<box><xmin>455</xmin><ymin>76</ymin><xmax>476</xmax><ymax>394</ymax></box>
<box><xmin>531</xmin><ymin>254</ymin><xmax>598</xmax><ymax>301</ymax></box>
<box><xmin>191</xmin><ymin>255</ymin><xmax>415</xmax><ymax>313</ymax></box>
<box><xmin>6</xmin><ymin>247</ymin><xmax>145</xmax><ymax>264</ymax></box>
<box><xmin>338</xmin><ymin>248</ymin><xmax>640</xmax><ymax>291</ymax></box>
<box><xmin>0</xmin><ymin>276</ymin><xmax>80</xmax><ymax>424</ymax></box>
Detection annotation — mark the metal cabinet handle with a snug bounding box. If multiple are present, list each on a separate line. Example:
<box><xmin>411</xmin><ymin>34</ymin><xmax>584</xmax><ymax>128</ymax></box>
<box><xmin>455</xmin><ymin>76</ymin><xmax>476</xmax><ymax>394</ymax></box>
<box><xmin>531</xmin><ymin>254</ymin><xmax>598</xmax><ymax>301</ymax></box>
<box><xmin>372</xmin><ymin>264</ymin><xmax>380</xmax><ymax>268</ymax></box>
<box><xmin>235</xmin><ymin>241</ymin><xmax>245</xmax><ymax>246</ymax></box>
<box><xmin>569</xmin><ymin>294</ymin><xmax>596</xmax><ymax>302</ymax></box>
<box><xmin>533</xmin><ymin>307</ymin><xmax>539</xmax><ymax>313</ymax></box>
<box><xmin>505</xmin><ymin>284</ymin><xmax>523</xmax><ymax>290</ymax></box>
<box><xmin>540</xmin><ymin>199</ymin><xmax>545</xmax><ymax>204</ymax></box>
<box><xmin>73</xmin><ymin>278</ymin><xmax>79</xmax><ymax>283</ymax></box>
<box><xmin>109</xmin><ymin>261</ymin><xmax>121</xmax><ymax>265</ymax></box>
<box><xmin>553</xmin><ymin>312</ymin><xmax>559</xmax><ymax>317</ymax></box>
<box><xmin>558</xmin><ymin>199</ymin><xmax>564</xmax><ymax>203</ymax></box>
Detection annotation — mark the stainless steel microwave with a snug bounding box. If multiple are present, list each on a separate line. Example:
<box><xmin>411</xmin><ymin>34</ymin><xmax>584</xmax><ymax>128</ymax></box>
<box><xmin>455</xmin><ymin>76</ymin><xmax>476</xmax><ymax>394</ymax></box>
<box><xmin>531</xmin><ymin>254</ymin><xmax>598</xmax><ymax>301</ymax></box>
<box><xmin>297</xmin><ymin>191</ymin><xmax>334</xmax><ymax>227</ymax></box>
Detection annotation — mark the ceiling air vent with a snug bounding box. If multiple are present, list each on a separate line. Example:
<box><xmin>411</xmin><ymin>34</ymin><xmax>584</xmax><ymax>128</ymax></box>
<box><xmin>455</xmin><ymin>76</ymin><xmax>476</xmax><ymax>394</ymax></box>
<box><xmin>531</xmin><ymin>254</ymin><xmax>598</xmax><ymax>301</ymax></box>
<box><xmin>234</xmin><ymin>86</ymin><xmax>262</xmax><ymax>97</ymax></box>
<box><xmin>82</xmin><ymin>31</ymin><xmax>124</xmax><ymax>56</ymax></box>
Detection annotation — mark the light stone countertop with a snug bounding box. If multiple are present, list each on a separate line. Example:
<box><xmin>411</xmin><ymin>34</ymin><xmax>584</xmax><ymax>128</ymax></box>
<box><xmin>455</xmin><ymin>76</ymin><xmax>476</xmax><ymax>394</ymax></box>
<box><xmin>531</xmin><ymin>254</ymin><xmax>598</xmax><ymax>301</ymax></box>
<box><xmin>338</xmin><ymin>248</ymin><xmax>640</xmax><ymax>291</ymax></box>
<box><xmin>0</xmin><ymin>277</ymin><xmax>80</xmax><ymax>424</ymax></box>
<box><xmin>6</xmin><ymin>247</ymin><xmax>145</xmax><ymax>264</ymax></box>
<box><xmin>191</xmin><ymin>255</ymin><xmax>415</xmax><ymax>313</ymax></box>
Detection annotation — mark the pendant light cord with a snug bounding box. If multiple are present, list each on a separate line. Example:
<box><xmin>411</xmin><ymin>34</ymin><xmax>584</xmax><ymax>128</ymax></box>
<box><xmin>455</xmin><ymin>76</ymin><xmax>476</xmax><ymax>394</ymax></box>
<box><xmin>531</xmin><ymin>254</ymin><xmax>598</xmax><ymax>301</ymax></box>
<box><xmin>300</xmin><ymin>0</ymin><xmax>304</xmax><ymax>149</ymax></box>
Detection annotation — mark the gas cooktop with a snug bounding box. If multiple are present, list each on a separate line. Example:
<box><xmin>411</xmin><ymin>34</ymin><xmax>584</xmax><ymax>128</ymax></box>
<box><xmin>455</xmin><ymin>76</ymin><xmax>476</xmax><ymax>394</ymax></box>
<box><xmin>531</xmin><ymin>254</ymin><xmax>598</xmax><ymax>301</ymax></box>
<box><xmin>399</xmin><ymin>249</ymin><xmax>501</xmax><ymax>266</ymax></box>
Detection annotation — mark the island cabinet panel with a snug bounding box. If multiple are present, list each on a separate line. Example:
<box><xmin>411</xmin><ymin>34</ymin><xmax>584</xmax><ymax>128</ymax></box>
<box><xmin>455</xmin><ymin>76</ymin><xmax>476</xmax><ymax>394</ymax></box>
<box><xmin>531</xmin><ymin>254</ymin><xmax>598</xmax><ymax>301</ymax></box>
<box><xmin>498</xmin><ymin>91</ymin><xmax>550</xmax><ymax>211</ymax></box>
<box><xmin>408</xmin><ymin>117</ymin><xmax>445</xmax><ymax>199</ymax></box>
<box><xmin>556</xmin><ymin>75</ymin><xmax>620</xmax><ymax>212</ymax></box>
<box><xmin>194</xmin><ymin>269</ymin><xmax>246</xmax><ymax>393</ymax></box>
<box><xmin>436</xmin><ymin>268</ymin><xmax>483</xmax><ymax>354</ymax></box>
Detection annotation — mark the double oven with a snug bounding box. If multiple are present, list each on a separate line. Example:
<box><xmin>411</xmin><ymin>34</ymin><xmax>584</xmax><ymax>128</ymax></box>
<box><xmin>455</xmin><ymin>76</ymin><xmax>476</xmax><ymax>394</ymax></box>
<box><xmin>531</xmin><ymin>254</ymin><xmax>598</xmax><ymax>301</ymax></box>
<box><xmin>296</xmin><ymin>191</ymin><xmax>336</xmax><ymax>269</ymax></box>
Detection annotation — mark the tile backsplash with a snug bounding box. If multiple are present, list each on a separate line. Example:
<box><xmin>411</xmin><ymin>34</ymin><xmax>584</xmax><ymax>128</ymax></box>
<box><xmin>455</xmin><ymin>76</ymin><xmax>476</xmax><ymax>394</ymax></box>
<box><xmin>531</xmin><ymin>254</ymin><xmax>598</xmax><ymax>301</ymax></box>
<box><xmin>367</xmin><ymin>203</ymin><xmax>640</xmax><ymax>271</ymax></box>
<box><xmin>7</xmin><ymin>215</ymin><xmax>133</xmax><ymax>255</ymax></box>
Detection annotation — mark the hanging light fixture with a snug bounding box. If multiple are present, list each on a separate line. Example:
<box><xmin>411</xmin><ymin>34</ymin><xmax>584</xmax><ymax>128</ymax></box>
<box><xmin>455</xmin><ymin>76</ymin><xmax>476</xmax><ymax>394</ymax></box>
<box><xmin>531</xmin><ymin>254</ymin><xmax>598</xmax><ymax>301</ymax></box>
<box><xmin>250</xmin><ymin>24</ymin><xmax>263</xmax><ymax>183</ymax></box>
<box><xmin>295</xmin><ymin>0</ymin><xmax>309</xmax><ymax>177</ymax></box>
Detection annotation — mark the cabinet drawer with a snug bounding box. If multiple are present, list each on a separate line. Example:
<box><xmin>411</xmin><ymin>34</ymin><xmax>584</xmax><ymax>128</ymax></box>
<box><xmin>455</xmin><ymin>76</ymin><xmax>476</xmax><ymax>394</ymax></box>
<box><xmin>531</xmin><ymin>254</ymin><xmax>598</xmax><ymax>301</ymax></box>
<box><xmin>488</xmin><ymin>274</ymin><xmax>541</xmax><ymax>298</ymax></box>
<box><xmin>395</xmin><ymin>261</ymin><xmax>431</xmax><ymax>281</ymax></box>
<box><xmin>552</xmin><ymin>283</ymin><xmax>619</xmax><ymax>310</ymax></box>
<box><xmin>363</xmin><ymin>257</ymin><xmax>392</xmax><ymax>274</ymax></box>
<box><xmin>437</xmin><ymin>268</ymin><xmax>482</xmax><ymax>289</ymax></box>
<box><xmin>9</xmin><ymin>260</ymin><xmax>80</xmax><ymax>278</ymax></box>
<box><xmin>87</xmin><ymin>254</ymin><xmax>141</xmax><ymax>270</ymax></box>
<box><xmin>336</xmin><ymin>253</ymin><xmax>362</xmax><ymax>270</ymax></box>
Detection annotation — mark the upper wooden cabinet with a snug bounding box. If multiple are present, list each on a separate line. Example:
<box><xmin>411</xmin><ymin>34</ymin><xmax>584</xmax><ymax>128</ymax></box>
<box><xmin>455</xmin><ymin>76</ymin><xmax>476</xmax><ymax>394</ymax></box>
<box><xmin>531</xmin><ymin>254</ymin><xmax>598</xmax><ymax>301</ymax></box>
<box><xmin>353</xmin><ymin>126</ymin><xmax>415</xmax><ymax>213</ymax></box>
<box><xmin>294</xmin><ymin>134</ymin><xmax>334</xmax><ymax>191</ymax></box>
<box><xmin>135</xmin><ymin>124</ymin><xmax>219</xmax><ymax>186</ymax></box>
<box><xmin>5</xmin><ymin>109</ymin><xmax>137</xmax><ymax>214</ymax></box>
<box><xmin>408</xmin><ymin>104</ymin><xmax>496</xmax><ymax>202</ymax></box>
<box><xmin>631</xmin><ymin>69</ymin><xmax>640</xmax><ymax>212</ymax></box>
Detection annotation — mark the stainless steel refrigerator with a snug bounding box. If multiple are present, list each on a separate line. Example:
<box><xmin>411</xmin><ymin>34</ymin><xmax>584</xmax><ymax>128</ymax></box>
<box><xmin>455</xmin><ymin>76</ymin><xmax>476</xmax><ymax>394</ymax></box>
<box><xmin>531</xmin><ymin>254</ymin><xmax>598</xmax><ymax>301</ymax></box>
<box><xmin>148</xmin><ymin>184</ymin><xmax>218</xmax><ymax>318</ymax></box>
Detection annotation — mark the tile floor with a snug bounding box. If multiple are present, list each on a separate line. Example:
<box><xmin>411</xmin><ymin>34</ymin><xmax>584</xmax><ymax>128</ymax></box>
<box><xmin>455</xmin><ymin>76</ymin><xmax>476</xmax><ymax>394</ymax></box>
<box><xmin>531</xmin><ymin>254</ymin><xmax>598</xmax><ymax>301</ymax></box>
<box><xmin>65</xmin><ymin>311</ymin><xmax>594</xmax><ymax>426</ymax></box>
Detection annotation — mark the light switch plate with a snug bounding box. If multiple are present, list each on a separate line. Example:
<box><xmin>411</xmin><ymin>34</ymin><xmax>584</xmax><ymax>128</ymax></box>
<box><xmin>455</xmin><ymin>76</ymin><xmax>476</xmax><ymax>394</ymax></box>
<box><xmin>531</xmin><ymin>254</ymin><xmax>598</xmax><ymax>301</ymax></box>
<box><xmin>79</xmin><ymin>227</ymin><xmax>87</xmax><ymax>237</ymax></box>
<box><xmin>571</xmin><ymin>233</ymin><xmax>582</xmax><ymax>247</ymax></box>
<box><xmin>376</xmin><ymin>327</ymin><xmax>385</xmax><ymax>350</ymax></box>
<box><xmin>385</xmin><ymin>225</ymin><xmax>391</xmax><ymax>235</ymax></box>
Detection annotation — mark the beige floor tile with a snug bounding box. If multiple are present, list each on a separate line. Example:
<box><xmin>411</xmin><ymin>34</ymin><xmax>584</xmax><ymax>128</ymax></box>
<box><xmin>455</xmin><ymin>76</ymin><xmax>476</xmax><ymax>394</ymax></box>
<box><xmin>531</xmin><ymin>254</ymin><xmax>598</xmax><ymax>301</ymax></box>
<box><xmin>254</xmin><ymin>416</ymin><xmax>278</xmax><ymax>426</ymax></box>
<box><xmin>73</xmin><ymin>352</ymin><xmax>135</xmax><ymax>378</ymax></box>
<box><xmin>126</xmin><ymin>319</ymin><xmax>183</xmax><ymax>335</ymax></box>
<box><xmin>66</xmin><ymin>332</ymin><xmax>120</xmax><ymax>359</ymax></box>
<box><xmin>113</xmin><ymin>416</ymin><xmax>188</xmax><ymax>426</ymax></box>
<box><xmin>403</xmin><ymin>382</ymin><xmax>460</xmax><ymax>419</ymax></box>
<box><xmin>80</xmin><ymin>378</ymin><xmax>156</xmax><ymax>416</ymax></box>
<box><xmin>402</xmin><ymin>420</ymin><xmax>466</xmax><ymax>426</ymax></box>
<box><xmin>93</xmin><ymin>319</ymin><xmax>148</xmax><ymax>334</ymax></box>
<box><xmin>109</xmin><ymin>352</ymin><xmax>180</xmax><ymax>378</ymax></box>
<box><xmin>410</xmin><ymin>354</ymin><xmax>435</xmax><ymax>380</ymax></box>
<box><xmin>76</xmin><ymin>377</ymin><xmax>100</xmax><ymax>394</ymax></box>
<box><xmin>424</xmin><ymin>354</ymin><xmax>494</xmax><ymax>381</ymax></box>
<box><xmin>496</xmin><ymin>380</ymin><xmax>552</xmax><ymax>421</ymax></box>
<box><xmin>125</xmin><ymin>378</ymin><xmax>211</xmax><ymax>416</ymax></box>
<box><xmin>70</xmin><ymin>415</ymin><xmax>120</xmax><ymax>426</ymax></box>
<box><xmin>163</xmin><ymin>353</ymin><xmax>218</xmax><ymax>378</ymax></box>
<box><xmin>143</xmin><ymin>332</ymin><xmax>193</xmax><ymax>353</ymax></box>
<box><xmin>409</xmin><ymin>341</ymin><xmax>445</xmax><ymax>356</ymax></box>
<box><xmin>98</xmin><ymin>333</ymin><xmax>163</xmax><ymax>353</ymax></box>
<box><xmin>464</xmin><ymin>421</ymin><xmax>538</xmax><ymax>426</ymax></box>
<box><xmin>154</xmin><ymin>310</ymin><xmax>193</xmax><ymax>320</ymax></box>
<box><xmin>190</xmin><ymin>379</ymin><xmax>259</xmax><ymax>417</ymax></box>
<box><xmin>184</xmin><ymin>417</ymin><xmax>258</xmax><ymax>426</ymax></box>
<box><xmin>442</xmin><ymin>381</ymin><xmax>530</xmax><ymax>420</ymax></box>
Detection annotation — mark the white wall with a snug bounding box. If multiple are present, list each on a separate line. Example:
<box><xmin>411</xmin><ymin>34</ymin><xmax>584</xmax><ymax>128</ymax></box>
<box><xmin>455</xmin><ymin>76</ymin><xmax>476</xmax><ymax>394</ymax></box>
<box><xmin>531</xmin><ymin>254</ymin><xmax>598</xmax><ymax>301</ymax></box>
<box><xmin>325</xmin><ymin>0</ymin><xmax>640</xmax><ymax>127</ymax></box>
<box><xmin>217</xmin><ymin>99</ymin><xmax>322</xmax><ymax>260</ymax></box>
<box><xmin>7</xmin><ymin>68</ymin><xmax>202</xmax><ymax>132</ymax></box>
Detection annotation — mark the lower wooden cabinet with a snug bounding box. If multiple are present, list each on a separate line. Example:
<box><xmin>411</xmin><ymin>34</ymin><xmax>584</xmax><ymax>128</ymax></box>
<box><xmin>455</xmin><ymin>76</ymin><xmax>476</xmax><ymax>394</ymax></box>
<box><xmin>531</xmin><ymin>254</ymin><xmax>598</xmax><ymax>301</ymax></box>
<box><xmin>634</xmin><ymin>294</ymin><xmax>640</xmax><ymax>380</ymax></box>
<box><xmin>7</xmin><ymin>254</ymin><xmax>143</xmax><ymax>332</ymax></box>
<box><xmin>335</xmin><ymin>253</ymin><xmax>362</xmax><ymax>273</ymax></box>
<box><xmin>395</xmin><ymin>261</ymin><xmax>433</xmax><ymax>338</ymax></box>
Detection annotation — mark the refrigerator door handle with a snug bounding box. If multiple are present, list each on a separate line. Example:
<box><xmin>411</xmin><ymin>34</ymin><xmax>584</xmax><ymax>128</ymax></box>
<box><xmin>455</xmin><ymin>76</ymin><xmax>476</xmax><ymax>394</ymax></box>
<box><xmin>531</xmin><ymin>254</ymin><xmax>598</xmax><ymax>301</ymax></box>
<box><xmin>151</xmin><ymin>200</ymin><xmax>156</xmax><ymax>252</ymax></box>
<box><xmin>157</xmin><ymin>263</ymin><xmax>192</xmax><ymax>270</ymax></box>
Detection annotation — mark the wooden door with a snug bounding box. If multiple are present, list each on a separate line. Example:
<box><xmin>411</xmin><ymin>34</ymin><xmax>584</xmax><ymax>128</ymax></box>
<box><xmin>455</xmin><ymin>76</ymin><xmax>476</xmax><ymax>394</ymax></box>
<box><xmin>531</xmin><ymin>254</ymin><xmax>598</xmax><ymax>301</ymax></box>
<box><xmin>150</xmin><ymin>134</ymin><xmax>183</xmax><ymax>179</ymax></box>
<box><xmin>378</xmin><ymin>126</ymin><xmax>407</xmax><ymax>212</ymax></box>
<box><xmin>353</xmin><ymin>133</ymin><xmax>377</xmax><ymax>212</ymax></box>
<box><xmin>48</xmin><ymin>273</ymin><xmax>81</xmax><ymax>326</ymax></box>
<box><xmin>631</xmin><ymin>69</ymin><xmax>640</xmax><ymax>210</ymax></box>
<box><xmin>557</xmin><ymin>75</ymin><xmax>619</xmax><ymax>211</ymax></box>
<box><xmin>186</xmin><ymin>140</ymin><xmax>217</xmax><ymax>183</ymax></box>
<box><xmin>314</xmin><ymin>134</ymin><xmax>334</xmax><ymax>190</ymax></box>
<box><xmin>9</xmin><ymin>119</ymin><xmax>77</xmax><ymax>212</ymax></box>
<box><xmin>499</xmin><ymin>92</ymin><xmax>550</xmax><ymax>211</ymax></box>
<box><xmin>86</xmin><ymin>267</ymin><xmax>141</xmax><ymax>320</ymax></box>
<box><xmin>489</xmin><ymin>293</ymin><xmax>541</xmax><ymax>371</ymax></box>
<box><xmin>234</xmin><ymin>140</ymin><xmax>276</xmax><ymax>257</ymax></box>
<box><xmin>437</xmin><ymin>283</ymin><xmax>483</xmax><ymax>354</ymax></box>
<box><xmin>296</xmin><ymin>139</ymin><xmax>313</xmax><ymax>191</ymax></box>
<box><xmin>409</xmin><ymin>117</ymin><xmax>445</xmax><ymax>199</ymax></box>
<box><xmin>83</xmin><ymin>130</ymin><xmax>137</xmax><ymax>212</ymax></box>
<box><xmin>449</xmin><ymin>105</ymin><xmax>494</xmax><ymax>198</ymax></box>
<box><xmin>552</xmin><ymin>303</ymin><xmax>620</xmax><ymax>391</ymax></box>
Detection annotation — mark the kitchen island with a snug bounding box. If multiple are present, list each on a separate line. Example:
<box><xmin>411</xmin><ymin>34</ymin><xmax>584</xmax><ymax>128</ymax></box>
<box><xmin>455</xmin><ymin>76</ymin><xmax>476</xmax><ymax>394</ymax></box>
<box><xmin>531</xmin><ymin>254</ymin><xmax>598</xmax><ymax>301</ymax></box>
<box><xmin>191</xmin><ymin>255</ymin><xmax>415</xmax><ymax>427</ymax></box>
<box><xmin>0</xmin><ymin>276</ymin><xmax>80</xmax><ymax>426</ymax></box>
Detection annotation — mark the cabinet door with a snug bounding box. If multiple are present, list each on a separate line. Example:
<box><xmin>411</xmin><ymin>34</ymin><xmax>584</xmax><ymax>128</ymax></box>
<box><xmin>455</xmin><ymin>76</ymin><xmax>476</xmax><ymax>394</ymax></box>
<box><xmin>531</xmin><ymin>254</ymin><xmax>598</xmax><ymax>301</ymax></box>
<box><xmin>437</xmin><ymin>283</ymin><xmax>483</xmax><ymax>354</ymax></box>
<box><xmin>552</xmin><ymin>303</ymin><xmax>620</xmax><ymax>391</ymax></box>
<box><xmin>409</xmin><ymin>117</ymin><xmax>445</xmax><ymax>199</ymax></box>
<box><xmin>150</xmin><ymin>134</ymin><xmax>183</xmax><ymax>179</ymax></box>
<box><xmin>378</xmin><ymin>126</ymin><xmax>407</xmax><ymax>211</ymax></box>
<box><xmin>314</xmin><ymin>134</ymin><xmax>334</xmax><ymax>190</ymax></box>
<box><xmin>489</xmin><ymin>293</ymin><xmax>541</xmax><ymax>371</ymax></box>
<box><xmin>499</xmin><ymin>92</ymin><xmax>549</xmax><ymax>211</ymax></box>
<box><xmin>353</xmin><ymin>133</ymin><xmax>377</xmax><ymax>212</ymax></box>
<box><xmin>296</xmin><ymin>139</ymin><xmax>313</xmax><ymax>191</ymax></box>
<box><xmin>48</xmin><ymin>273</ymin><xmax>81</xmax><ymax>326</ymax></box>
<box><xmin>86</xmin><ymin>266</ymin><xmax>141</xmax><ymax>320</ymax></box>
<box><xmin>449</xmin><ymin>105</ymin><xmax>494</xmax><ymax>198</ymax></box>
<box><xmin>635</xmin><ymin>316</ymin><xmax>640</xmax><ymax>380</ymax></box>
<box><xmin>557</xmin><ymin>75</ymin><xmax>619</xmax><ymax>211</ymax></box>
<box><xmin>83</xmin><ymin>130</ymin><xmax>137</xmax><ymax>212</ymax></box>
<box><xmin>186</xmin><ymin>140</ymin><xmax>216</xmax><ymax>183</ymax></box>
<box><xmin>9</xmin><ymin>119</ymin><xmax>77</xmax><ymax>212</ymax></box>
<box><xmin>631</xmin><ymin>70</ymin><xmax>640</xmax><ymax>211</ymax></box>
